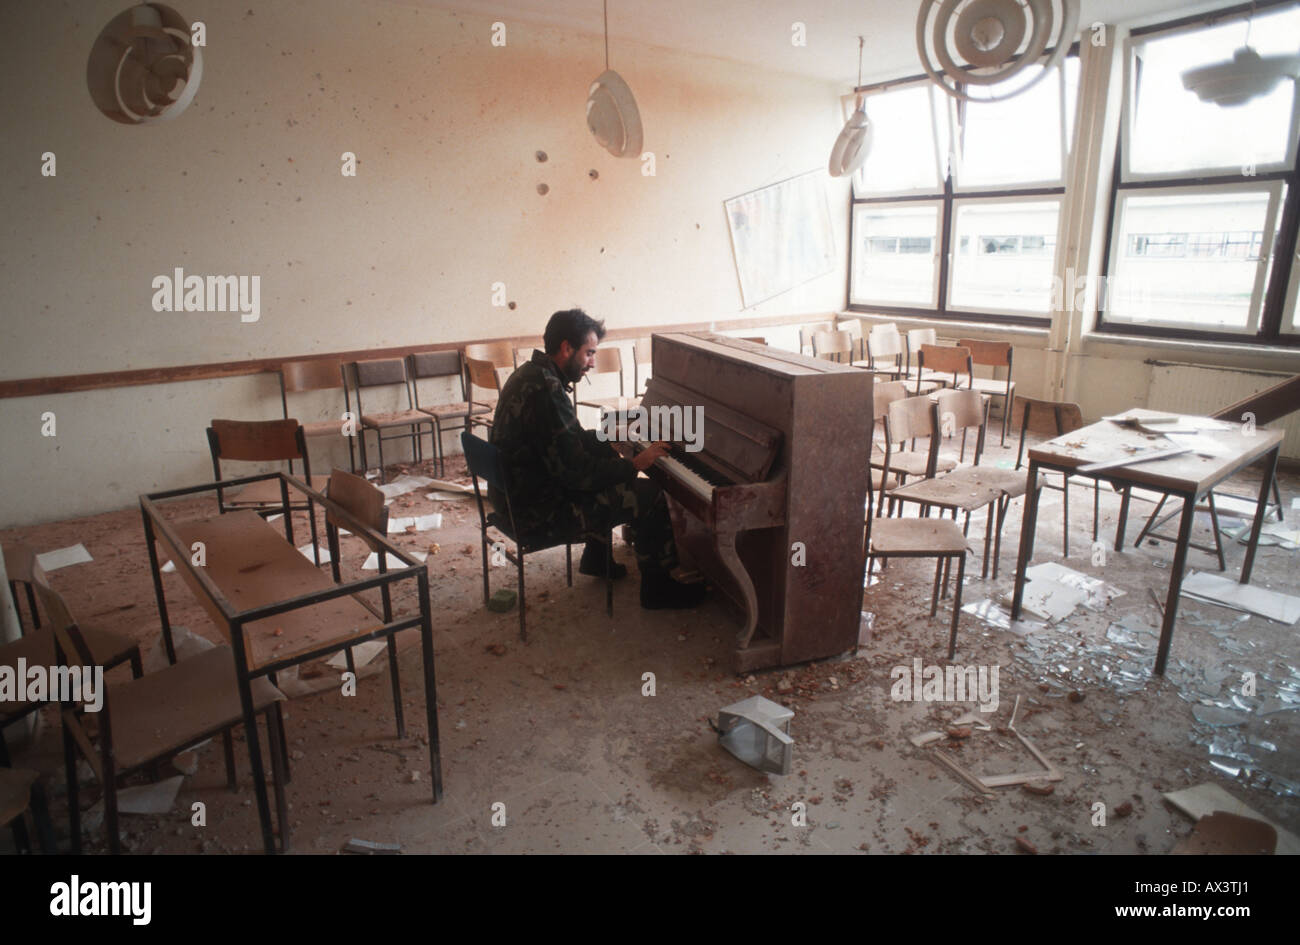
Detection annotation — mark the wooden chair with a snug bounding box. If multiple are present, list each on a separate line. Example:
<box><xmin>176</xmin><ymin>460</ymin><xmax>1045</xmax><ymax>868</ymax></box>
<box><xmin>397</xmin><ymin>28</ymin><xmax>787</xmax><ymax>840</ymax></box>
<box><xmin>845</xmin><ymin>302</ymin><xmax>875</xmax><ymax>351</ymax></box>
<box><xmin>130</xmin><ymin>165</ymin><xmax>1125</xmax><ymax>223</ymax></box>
<box><xmin>873</xmin><ymin>392</ymin><xmax>959</xmax><ymax>514</ymax></box>
<box><xmin>892</xmin><ymin>389</ymin><xmax>1031</xmax><ymax>580</ymax></box>
<box><xmin>575</xmin><ymin>347</ymin><xmax>637</xmax><ymax>414</ymax></box>
<box><xmin>465</xmin><ymin>340</ymin><xmax>515</xmax><ymax>390</ymax></box>
<box><xmin>5</xmin><ymin>542</ymin><xmax>42</xmax><ymax>631</ymax></box>
<box><xmin>1014</xmin><ymin>397</ymin><xmax>1123</xmax><ymax>558</ymax></box>
<box><xmin>512</xmin><ymin>343</ymin><xmax>541</xmax><ymax>369</ymax></box>
<box><xmin>837</xmin><ymin>318</ymin><xmax>866</xmax><ymax>362</ymax></box>
<box><xmin>959</xmin><ymin>339</ymin><xmax>1016</xmax><ymax>446</ymax></box>
<box><xmin>407</xmin><ymin>351</ymin><xmax>492</xmax><ymax>477</ymax></box>
<box><xmin>1</xmin><ymin>561</ymin><xmax>142</xmax><ymax>768</ymax></box>
<box><xmin>346</xmin><ymin>359</ymin><xmax>436</xmax><ymax>484</ymax></box>
<box><xmin>915</xmin><ymin>344</ymin><xmax>973</xmax><ymax>393</ymax></box>
<box><xmin>207</xmin><ymin>418</ymin><xmax>323</xmax><ymax>562</ymax></box>
<box><xmin>464</xmin><ymin>357</ymin><xmax>504</xmax><ymax>431</ymax></box>
<box><xmin>905</xmin><ymin>328</ymin><xmax>947</xmax><ymax>386</ymax></box>
<box><xmin>865</xmin><ymin>400</ymin><xmax>969</xmax><ymax>660</ymax></box>
<box><xmin>324</xmin><ymin>469</ymin><xmax>409</xmax><ymax>739</ymax></box>
<box><xmin>0</xmin><ymin>767</ymin><xmax>56</xmax><ymax>853</ymax></box>
<box><xmin>33</xmin><ymin>576</ymin><xmax>289</xmax><ymax>855</ymax></box>
<box><xmin>278</xmin><ymin>359</ymin><xmax>353</xmax><ymax>476</ymax></box>
<box><xmin>632</xmin><ymin>337</ymin><xmax>653</xmax><ymax>395</ymax></box>
<box><xmin>462</xmin><ymin>431</ymin><xmax>612</xmax><ymax>641</ymax></box>
<box><xmin>799</xmin><ymin>322</ymin><xmax>834</xmax><ymax>357</ymax></box>
<box><xmin>813</xmin><ymin>329</ymin><xmax>856</xmax><ymax>365</ymax></box>
<box><xmin>867</xmin><ymin>323</ymin><xmax>940</xmax><ymax>389</ymax></box>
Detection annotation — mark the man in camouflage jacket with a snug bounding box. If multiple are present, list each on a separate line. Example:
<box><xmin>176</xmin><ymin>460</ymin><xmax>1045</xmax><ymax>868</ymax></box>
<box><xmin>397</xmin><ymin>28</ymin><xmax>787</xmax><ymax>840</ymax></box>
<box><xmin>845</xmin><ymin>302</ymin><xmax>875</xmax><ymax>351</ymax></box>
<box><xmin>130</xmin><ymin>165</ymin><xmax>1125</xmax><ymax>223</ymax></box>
<box><xmin>488</xmin><ymin>309</ymin><xmax>706</xmax><ymax>609</ymax></box>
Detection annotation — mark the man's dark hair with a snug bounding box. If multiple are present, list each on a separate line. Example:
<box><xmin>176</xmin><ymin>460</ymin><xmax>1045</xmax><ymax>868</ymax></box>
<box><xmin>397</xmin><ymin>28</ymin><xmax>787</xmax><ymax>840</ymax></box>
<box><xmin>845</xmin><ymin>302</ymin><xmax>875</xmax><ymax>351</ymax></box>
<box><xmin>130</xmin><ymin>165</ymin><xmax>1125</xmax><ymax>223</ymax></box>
<box><xmin>544</xmin><ymin>309</ymin><xmax>606</xmax><ymax>354</ymax></box>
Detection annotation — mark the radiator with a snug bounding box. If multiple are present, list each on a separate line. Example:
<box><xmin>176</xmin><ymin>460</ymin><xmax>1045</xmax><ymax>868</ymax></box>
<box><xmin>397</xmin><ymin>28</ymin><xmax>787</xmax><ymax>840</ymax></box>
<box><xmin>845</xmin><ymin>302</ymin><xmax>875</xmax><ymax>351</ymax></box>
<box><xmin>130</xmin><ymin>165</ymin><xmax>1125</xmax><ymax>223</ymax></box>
<box><xmin>1146</xmin><ymin>361</ymin><xmax>1300</xmax><ymax>461</ymax></box>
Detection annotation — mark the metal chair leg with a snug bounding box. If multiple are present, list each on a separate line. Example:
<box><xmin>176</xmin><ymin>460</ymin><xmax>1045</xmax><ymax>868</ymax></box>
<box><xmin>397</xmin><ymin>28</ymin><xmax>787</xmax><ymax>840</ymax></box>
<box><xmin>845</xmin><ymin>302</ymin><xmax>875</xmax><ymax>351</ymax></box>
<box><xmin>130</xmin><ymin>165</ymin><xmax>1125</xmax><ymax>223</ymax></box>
<box><xmin>930</xmin><ymin>558</ymin><xmax>943</xmax><ymax>616</ymax></box>
<box><xmin>386</xmin><ymin>634</ymin><xmax>405</xmax><ymax>739</ymax></box>
<box><xmin>948</xmin><ymin>553</ymin><xmax>966</xmax><ymax>660</ymax></box>
<box><xmin>518</xmin><ymin>553</ymin><xmax>527</xmax><ymax>642</ymax></box>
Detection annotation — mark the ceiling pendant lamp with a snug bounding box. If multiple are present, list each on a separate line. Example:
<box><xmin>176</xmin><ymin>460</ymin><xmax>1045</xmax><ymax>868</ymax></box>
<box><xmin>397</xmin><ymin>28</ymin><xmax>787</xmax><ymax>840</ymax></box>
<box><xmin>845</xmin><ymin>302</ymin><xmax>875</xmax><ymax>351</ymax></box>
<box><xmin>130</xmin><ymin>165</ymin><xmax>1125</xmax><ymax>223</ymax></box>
<box><xmin>586</xmin><ymin>0</ymin><xmax>643</xmax><ymax>158</ymax></box>
<box><xmin>829</xmin><ymin>37</ymin><xmax>873</xmax><ymax>178</ymax></box>
<box><xmin>1181</xmin><ymin>6</ymin><xmax>1300</xmax><ymax>107</ymax></box>
<box><xmin>87</xmin><ymin>3</ymin><xmax>203</xmax><ymax>124</ymax></box>
<box><xmin>916</xmin><ymin>0</ymin><xmax>1079</xmax><ymax>103</ymax></box>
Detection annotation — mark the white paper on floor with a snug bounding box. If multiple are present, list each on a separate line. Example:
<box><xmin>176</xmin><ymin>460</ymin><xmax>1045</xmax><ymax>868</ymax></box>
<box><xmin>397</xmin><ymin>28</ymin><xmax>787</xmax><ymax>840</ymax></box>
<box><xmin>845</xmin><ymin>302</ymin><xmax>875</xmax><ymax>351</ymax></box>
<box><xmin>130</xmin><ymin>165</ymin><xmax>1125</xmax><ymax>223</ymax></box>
<box><xmin>299</xmin><ymin>543</ymin><xmax>331</xmax><ymax>563</ymax></box>
<box><xmin>326</xmin><ymin>640</ymin><xmax>387</xmax><ymax>670</ymax></box>
<box><xmin>266</xmin><ymin>513</ymin><xmax>283</xmax><ymax>523</ymax></box>
<box><xmin>1181</xmin><ymin>571</ymin><xmax>1300</xmax><ymax>624</ymax></box>
<box><xmin>361</xmin><ymin>550</ymin><xmax>428</xmax><ymax>570</ymax></box>
<box><xmin>161</xmin><ymin>559</ymin><xmax>176</xmax><ymax>573</ymax></box>
<box><xmin>428</xmin><ymin>491</ymin><xmax>472</xmax><ymax>501</ymax></box>
<box><xmin>1211</xmin><ymin>494</ymin><xmax>1267</xmax><ymax>519</ymax></box>
<box><xmin>35</xmin><ymin>544</ymin><xmax>93</xmax><ymax>571</ymax></box>
<box><xmin>376</xmin><ymin>475</ymin><xmax>434</xmax><ymax>499</ymax></box>
<box><xmin>1025</xmin><ymin>562</ymin><xmax>1124</xmax><ymax>609</ymax></box>
<box><xmin>117</xmin><ymin>775</ymin><xmax>185</xmax><ymax>814</ymax></box>
<box><xmin>961</xmin><ymin>598</ymin><xmax>1046</xmax><ymax>635</ymax></box>
<box><xmin>427</xmin><ymin>479</ymin><xmax>473</xmax><ymax>494</ymax></box>
<box><xmin>387</xmin><ymin>513</ymin><xmax>442</xmax><ymax>533</ymax></box>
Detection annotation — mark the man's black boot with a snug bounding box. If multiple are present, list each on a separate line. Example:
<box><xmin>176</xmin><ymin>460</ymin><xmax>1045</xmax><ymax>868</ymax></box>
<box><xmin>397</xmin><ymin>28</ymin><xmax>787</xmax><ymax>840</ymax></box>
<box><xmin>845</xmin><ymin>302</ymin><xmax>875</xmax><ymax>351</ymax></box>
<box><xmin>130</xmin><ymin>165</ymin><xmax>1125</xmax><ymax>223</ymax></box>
<box><xmin>639</xmin><ymin>567</ymin><xmax>707</xmax><ymax>609</ymax></box>
<box><xmin>579</xmin><ymin>541</ymin><xmax>627</xmax><ymax>579</ymax></box>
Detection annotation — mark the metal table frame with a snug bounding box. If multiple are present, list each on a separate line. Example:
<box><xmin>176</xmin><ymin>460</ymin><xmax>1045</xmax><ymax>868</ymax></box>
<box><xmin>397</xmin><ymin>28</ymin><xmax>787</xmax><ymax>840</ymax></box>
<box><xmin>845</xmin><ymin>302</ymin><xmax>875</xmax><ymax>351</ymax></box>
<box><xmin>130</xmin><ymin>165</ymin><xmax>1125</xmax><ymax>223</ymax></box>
<box><xmin>140</xmin><ymin>472</ymin><xmax>442</xmax><ymax>853</ymax></box>
<box><xmin>1010</xmin><ymin>414</ymin><xmax>1283</xmax><ymax>675</ymax></box>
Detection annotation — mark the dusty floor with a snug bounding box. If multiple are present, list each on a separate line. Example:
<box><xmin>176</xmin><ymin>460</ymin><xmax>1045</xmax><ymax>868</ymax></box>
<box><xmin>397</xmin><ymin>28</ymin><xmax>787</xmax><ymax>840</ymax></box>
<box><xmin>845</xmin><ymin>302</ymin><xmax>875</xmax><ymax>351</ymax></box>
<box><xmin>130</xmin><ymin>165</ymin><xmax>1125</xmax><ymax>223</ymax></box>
<box><xmin>3</xmin><ymin>433</ymin><xmax>1298</xmax><ymax>855</ymax></box>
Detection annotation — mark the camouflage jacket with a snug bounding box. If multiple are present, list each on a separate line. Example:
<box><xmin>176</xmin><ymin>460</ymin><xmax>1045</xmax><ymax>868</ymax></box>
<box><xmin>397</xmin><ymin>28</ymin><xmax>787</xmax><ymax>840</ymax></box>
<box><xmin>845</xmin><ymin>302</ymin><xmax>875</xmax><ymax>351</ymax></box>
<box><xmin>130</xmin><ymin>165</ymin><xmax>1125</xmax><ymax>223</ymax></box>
<box><xmin>488</xmin><ymin>350</ymin><xmax>636</xmax><ymax>528</ymax></box>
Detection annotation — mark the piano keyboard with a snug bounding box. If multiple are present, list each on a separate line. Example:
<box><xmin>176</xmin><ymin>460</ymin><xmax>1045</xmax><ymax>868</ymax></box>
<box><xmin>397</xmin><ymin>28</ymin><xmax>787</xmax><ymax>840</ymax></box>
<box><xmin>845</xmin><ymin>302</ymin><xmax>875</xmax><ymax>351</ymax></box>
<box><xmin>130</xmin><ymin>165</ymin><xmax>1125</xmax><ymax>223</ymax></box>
<box><xmin>655</xmin><ymin>453</ymin><xmax>715</xmax><ymax>501</ymax></box>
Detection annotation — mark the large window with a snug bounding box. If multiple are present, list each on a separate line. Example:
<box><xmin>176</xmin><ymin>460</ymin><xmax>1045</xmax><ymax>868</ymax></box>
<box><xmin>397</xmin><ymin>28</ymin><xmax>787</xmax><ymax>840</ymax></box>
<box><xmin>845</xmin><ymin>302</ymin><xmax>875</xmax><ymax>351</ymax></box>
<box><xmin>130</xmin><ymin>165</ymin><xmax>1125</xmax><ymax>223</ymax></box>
<box><xmin>1098</xmin><ymin>3</ymin><xmax>1300</xmax><ymax>343</ymax></box>
<box><xmin>848</xmin><ymin>57</ymin><xmax>1079</xmax><ymax>324</ymax></box>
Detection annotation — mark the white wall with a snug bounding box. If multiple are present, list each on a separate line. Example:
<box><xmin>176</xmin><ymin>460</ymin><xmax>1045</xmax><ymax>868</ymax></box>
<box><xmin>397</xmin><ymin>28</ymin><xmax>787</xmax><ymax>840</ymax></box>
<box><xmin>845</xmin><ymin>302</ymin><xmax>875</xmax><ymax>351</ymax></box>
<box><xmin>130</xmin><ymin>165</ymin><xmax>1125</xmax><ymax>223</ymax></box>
<box><xmin>0</xmin><ymin>0</ymin><xmax>850</xmax><ymax>526</ymax></box>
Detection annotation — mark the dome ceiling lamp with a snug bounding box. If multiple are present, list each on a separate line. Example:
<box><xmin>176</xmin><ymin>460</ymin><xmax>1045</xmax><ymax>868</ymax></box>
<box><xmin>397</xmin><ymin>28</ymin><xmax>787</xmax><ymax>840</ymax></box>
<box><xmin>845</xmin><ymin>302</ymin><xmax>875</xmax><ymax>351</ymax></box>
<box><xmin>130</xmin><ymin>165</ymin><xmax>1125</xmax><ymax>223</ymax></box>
<box><xmin>87</xmin><ymin>3</ymin><xmax>203</xmax><ymax>124</ymax></box>
<box><xmin>829</xmin><ymin>36</ymin><xmax>873</xmax><ymax>178</ymax></box>
<box><xmin>1181</xmin><ymin>4</ymin><xmax>1300</xmax><ymax>108</ymax></box>
<box><xmin>586</xmin><ymin>0</ymin><xmax>643</xmax><ymax>158</ymax></box>
<box><xmin>915</xmin><ymin>0</ymin><xmax>1079</xmax><ymax>104</ymax></box>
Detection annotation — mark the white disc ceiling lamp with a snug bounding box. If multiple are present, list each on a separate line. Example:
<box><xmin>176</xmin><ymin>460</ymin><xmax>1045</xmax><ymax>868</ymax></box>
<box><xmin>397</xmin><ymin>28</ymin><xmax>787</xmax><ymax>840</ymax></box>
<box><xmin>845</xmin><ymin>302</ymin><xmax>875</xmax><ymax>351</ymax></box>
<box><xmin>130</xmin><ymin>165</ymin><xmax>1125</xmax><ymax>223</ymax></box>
<box><xmin>1181</xmin><ymin>7</ymin><xmax>1300</xmax><ymax>107</ymax></box>
<box><xmin>916</xmin><ymin>0</ymin><xmax>1079</xmax><ymax>103</ymax></box>
<box><xmin>87</xmin><ymin>3</ymin><xmax>203</xmax><ymax>124</ymax></box>
<box><xmin>829</xmin><ymin>37</ymin><xmax>873</xmax><ymax>178</ymax></box>
<box><xmin>587</xmin><ymin>0</ymin><xmax>643</xmax><ymax>157</ymax></box>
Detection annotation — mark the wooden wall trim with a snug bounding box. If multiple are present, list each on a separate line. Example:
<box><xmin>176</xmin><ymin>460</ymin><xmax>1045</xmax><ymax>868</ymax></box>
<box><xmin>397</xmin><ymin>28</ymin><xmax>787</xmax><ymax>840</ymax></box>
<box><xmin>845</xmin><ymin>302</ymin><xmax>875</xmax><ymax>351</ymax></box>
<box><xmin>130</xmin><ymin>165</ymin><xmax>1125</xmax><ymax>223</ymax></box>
<box><xmin>0</xmin><ymin>311</ymin><xmax>830</xmax><ymax>400</ymax></box>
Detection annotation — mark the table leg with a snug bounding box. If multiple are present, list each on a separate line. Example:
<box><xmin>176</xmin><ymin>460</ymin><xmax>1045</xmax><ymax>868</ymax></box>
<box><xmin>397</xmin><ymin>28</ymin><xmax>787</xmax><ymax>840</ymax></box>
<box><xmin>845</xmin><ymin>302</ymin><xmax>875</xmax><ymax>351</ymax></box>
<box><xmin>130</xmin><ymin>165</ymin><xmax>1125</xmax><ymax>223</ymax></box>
<box><xmin>1154</xmin><ymin>491</ymin><xmax>1197</xmax><ymax>676</ymax></box>
<box><xmin>1010</xmin><ymin>460</ymin><xmax>1042</xmax><ymax>620</ymax></box>
<box><xmin>417</xmin><ymin>569</ymin><xmax>444</xmax><ymax>802</ymax></box>
<box><xmin>1240</xmin><ymin>446</ymin><xmax>1280</xmax><ymax>586</ymax></box>
<box><xmin>1115</xmin><ymin>484</ymin><xmax>1132</xmax><ymax>552</ymax></box>
<box><xmin>231</xmin><ymin>623</ymin><xmax>277</xmax><ymax>854</ymax></box>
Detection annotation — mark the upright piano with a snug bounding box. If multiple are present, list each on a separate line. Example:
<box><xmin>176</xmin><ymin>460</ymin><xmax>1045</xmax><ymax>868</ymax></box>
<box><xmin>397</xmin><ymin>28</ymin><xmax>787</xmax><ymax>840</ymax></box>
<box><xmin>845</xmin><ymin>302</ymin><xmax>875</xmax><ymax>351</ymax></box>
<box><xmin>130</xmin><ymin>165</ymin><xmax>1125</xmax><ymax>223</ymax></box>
<box><xmin>627</xmin><ymin>332</ymin><xmax>873</xmax><ymax>671</ymax></box>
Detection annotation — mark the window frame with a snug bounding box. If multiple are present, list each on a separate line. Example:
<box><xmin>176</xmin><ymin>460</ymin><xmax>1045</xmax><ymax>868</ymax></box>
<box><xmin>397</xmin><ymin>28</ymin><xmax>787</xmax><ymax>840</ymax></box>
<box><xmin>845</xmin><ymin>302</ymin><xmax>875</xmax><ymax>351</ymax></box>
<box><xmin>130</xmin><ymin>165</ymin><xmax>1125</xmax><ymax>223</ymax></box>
<box><xmin>1095</xmin><ymin>2</ymin><xmax>1300</xmax><ymax>346</ymax></box>
<box><xmin>845</xmin><ymin>53</ymin><xmax>1078</xmax><ymax>327</ymax></box>
<box><xmin>849</xmin><ymin>199</ymin><xmax>945</xmax><ymax>310</ymax></box>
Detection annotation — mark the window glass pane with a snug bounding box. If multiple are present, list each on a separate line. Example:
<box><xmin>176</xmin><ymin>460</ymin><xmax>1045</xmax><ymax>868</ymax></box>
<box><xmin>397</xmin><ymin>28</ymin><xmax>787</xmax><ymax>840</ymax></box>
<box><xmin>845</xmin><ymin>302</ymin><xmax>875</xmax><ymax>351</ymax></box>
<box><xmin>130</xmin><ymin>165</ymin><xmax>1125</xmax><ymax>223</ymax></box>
<box><xmin>854</xmin><ymin>85</ymin><xmax>948</xmax><ymax>194</ymax></box>
<box><xmin>1108</xmin><ymin>190</ymin><xmax>1270</xmax><ymax>329</ymax></box>
<box><xmin>1129</xmin><ymin>8</ymin><xmax>1300</xmax><ymax>176</ymax></box>
<box><xmin>851</xmin><ymin>204</ymin><xmax>940</xmax><ymax>305</ymax></box>
<box><xmin>948</xmin><ymin>200</ymin><xmax>1060</xmax><ymax>312</ymax></box>
<box><xmin>957</xmin><ymin>62</ymin><xmax>1073</xmax><ymax>188</ymax></box>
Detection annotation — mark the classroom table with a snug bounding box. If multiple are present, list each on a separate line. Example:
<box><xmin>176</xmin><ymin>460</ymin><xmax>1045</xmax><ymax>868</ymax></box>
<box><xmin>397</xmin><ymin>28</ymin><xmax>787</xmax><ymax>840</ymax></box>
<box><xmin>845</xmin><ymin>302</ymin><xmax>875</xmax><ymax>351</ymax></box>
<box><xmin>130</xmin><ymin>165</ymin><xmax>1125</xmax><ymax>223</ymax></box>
<box><xmin>1009</xmin><ymin>408</ymin><xmax>1283</xmax><ymax>676</ymax></box>
<box><xmin>140</xmin><ymin>472</ymin><xmax>442</xmax><ymax>853</ymax></box>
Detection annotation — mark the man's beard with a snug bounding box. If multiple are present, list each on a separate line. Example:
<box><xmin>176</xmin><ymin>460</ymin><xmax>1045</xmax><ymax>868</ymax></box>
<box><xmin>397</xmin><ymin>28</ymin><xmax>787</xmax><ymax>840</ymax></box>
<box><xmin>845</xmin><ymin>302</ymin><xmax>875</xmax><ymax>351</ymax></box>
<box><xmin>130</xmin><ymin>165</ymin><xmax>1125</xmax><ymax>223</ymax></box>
<box><xmin>561</xmin><ymin>351</ymin><xmax>586</xmax><ymax>384</ymax></box>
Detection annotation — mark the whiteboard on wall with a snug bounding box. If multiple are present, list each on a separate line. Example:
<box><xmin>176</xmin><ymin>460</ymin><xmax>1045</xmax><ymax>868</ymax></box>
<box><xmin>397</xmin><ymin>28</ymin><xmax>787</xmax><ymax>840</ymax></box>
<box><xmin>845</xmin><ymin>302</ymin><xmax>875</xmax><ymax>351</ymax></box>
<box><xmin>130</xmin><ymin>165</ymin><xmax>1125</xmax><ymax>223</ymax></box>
<box><xmin>724</xmin><ymin>170</ymin><xmax>836</xmax><ymax>309</ymax></box>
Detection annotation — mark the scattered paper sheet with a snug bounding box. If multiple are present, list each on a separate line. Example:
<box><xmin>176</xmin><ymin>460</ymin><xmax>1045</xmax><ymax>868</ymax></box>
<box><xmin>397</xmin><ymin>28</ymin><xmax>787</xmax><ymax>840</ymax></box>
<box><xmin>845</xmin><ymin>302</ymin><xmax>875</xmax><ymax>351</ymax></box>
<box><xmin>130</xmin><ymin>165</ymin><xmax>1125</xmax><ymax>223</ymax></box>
<box><xmin>428</xmin><ymin>491</ymin><xmax>472</xmax><ymax>501</ymax></box>
<box><xmin>377</xmin><ymin>475</ymin><xmax>434</xmax><ymax>499</ymax></box>
<box><xmin>116</xmin><ymin>775</ymin><xmax>184</xmax><ymax>814</ymax></box>
<box><xmin>388</xmin><ymin>513</ymin><xmax>442</xmax><ymax>533</ymax></box>
<box><xmin>361</xmin><ymin>550</ymin><xmax>427</xmax><ymax>570</ymax></box>
<box><xmin>299</xmin><ymin>543</ymin><xmax>331</xmax><ymax>564</ymax></box>
<box><xmin>1161</xmin><ymin>432</ymin><xmax>1229</xmax><ymax>456</ymax></box>
<box><xmin>1015</xmin><ymin>582</ymin><xmax>1088</xmax><ymax>622</ymax></box>
<box><xmin>36</xmin><ymin>544</ymin><xmax>93</xmax><ymax>571</ymax></box>
<box><xmin>1220</xmin><ymin>521</ymin><xmax>1300</xmax><ymax>549</ymax></box>
<box><xmin>1025</xmin><ymin>562</ymin><xmax>1124</xmax><ymax>609</ymax></box>
<box><xmin>427</xmin><ymin>479</ymin><xmax>474</xmax><ymax>494</ymax></box>
<box><xmin>161</xmin><ymin>560</ymin><xmax>176</xmax><ymax>573</ymax></box>
<box><xmin>266</xmin><ymin>513</ymin><xmax>283</xmax><ymax>523</ymax></box>
<box><xmin>1181</xmin><ymin>571</ymin><xmax>1300</xmax><ymax>624</ymax></box>
<box><xmin>326</xmin><ymin>640</ymin><xmax>387</xmax><ymax>670</ymax></box>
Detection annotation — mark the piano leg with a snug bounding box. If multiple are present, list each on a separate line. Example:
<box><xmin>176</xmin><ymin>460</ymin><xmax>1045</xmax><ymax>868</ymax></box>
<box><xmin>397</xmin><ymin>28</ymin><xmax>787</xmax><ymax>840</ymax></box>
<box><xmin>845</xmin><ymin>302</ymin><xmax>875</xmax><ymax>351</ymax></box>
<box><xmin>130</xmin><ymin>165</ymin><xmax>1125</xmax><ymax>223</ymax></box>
<box><xmin>717</xmin><ymin>529</ymin><xmax>760</xmax><ymax>649</ymax></box>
